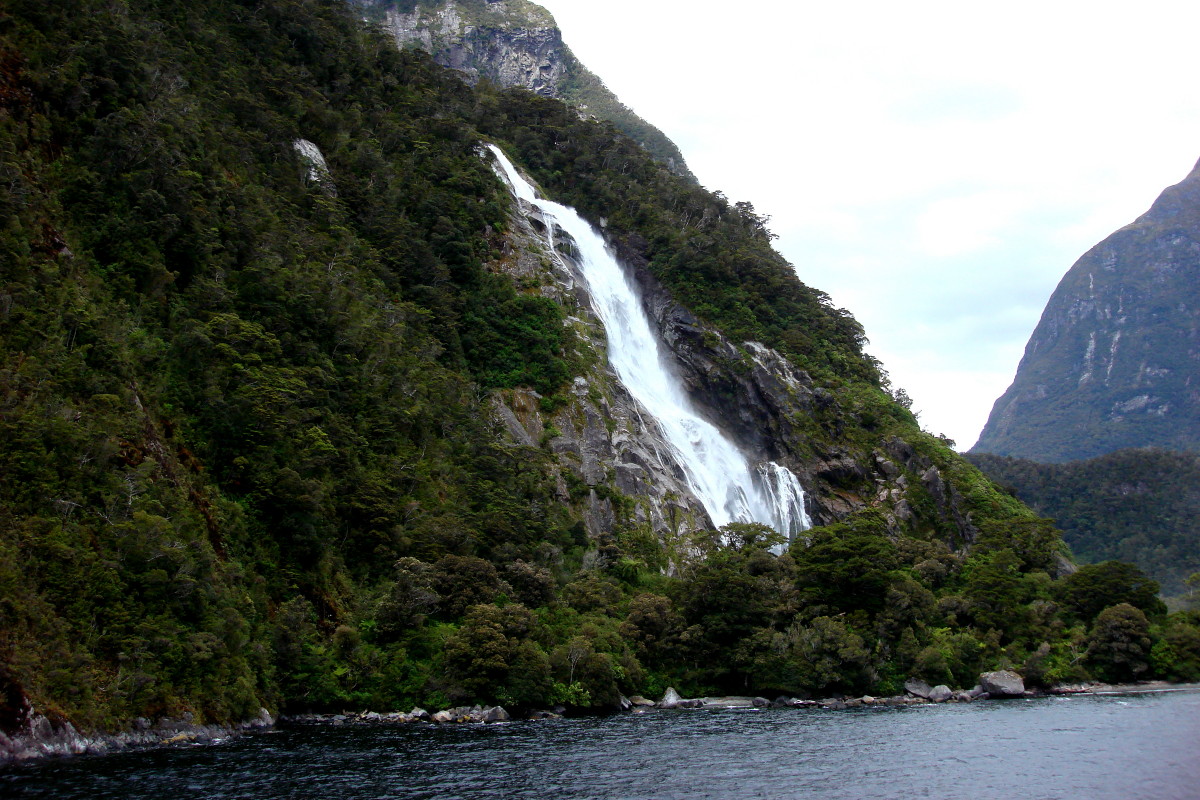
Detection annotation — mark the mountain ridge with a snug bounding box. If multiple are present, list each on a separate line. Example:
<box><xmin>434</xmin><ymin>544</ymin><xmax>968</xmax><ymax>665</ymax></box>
<box><xmin>972</xmin><ymin>158</ymin><xmax>1200</xmax><ymax>461</ymax></box>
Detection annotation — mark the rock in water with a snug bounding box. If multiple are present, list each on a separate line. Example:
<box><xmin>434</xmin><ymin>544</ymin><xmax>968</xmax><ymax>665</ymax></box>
<box><xmin>928</xmin><ymin>685</ymin><xmax>953</xmax><ymax>703</ymax></box>
<box><xmin>904</xmin><ymin>678</ymin><xmax>934</xmax><ymax>699</ymax></box>
<box><xmin>658</xmin><ymin>687</ymin><xmax>684</xmax><ymax>709</ymax></box>
<box><xmin>979</xmin><ymin>670</ymin><xmax>1025</xmax><ymax>697</ymax></box>
<box><xmin>483</xmin><ymin>706</ymin><xmax>509</xmax><ymax>722</ymax></box>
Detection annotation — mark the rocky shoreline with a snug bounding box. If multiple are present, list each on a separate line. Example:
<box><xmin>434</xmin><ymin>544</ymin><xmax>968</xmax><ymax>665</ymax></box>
<box><xmin>5</xmin><ymin>675</ymin><xmax>1195</xmax><ymax>767</ymax></box>
<box><xmin>0</xmin><ymin>708</ymin><xmax>274</xmax><ymax>766</ymax></box>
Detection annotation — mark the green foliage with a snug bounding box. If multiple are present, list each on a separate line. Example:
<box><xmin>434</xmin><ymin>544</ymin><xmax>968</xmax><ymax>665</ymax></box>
<box><xmin>1085</xmin><ymin>603</ymin><xmax>1153</xmax><ymax>683</ymax></box>
<box><xmin>474</xmin><ymin>92</ymin><xmax>880</xmax><ymax>387</ymax></box>
<box><xmin>1151</xmin><ymin>613</ymin><xmax>1200</xmax><ymax>682</ymax></box>
<box><xmin>968</xmin><ymin>449</ymin><xmax>1200</xmax><ymax>597</ymax></box>
<box><xmin>443</xmin><ymin>604</ymin><xmax>552</xmax><ymax>706</ymax></box>
<box><xmin>1054</xmin><ymin>561</ymin><xmax>1167</xmax><ymax>625</ymax></box>
<box><xmin>790</xmin><ymin>510</ymin><xmax>899</xmax><ymax>616</ymax></box>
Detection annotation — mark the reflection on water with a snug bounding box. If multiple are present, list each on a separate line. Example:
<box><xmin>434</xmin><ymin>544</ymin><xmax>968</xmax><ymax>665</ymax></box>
<box><xmin>3</xmin><ymin>690</ymin><xmax>1199</xmax><ymax>799</ymax></box>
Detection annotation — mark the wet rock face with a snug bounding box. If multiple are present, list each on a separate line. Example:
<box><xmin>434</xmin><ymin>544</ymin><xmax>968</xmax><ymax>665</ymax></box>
<box><xmin>488</xmin><ymin>199</ymin><xmax>712</xmax><ymax>545</ymax></box>
<box><xmin>488</xmin><ymin>163</ymin><xmax>984</xmax><ymax>550</ymax></box>
<box><xmin>622</xmin><ymin>256</ymin><xmax>871</xmax><ymax>528</ymax></box>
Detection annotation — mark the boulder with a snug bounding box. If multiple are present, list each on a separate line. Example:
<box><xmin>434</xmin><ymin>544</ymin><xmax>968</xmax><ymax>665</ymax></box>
<box><xmin>979</xmin><ymin>670</ymin><xmax>1025</xmax><ymax>697</ymax></box>
<box><xmin>928</xmin><ymin>685</ymin><xmax>953</xmax><ymax>703</ymax></box>
<box><xmin>483</xmin><ymin>706</ymin><xmax>510</xmax><ymax>722</ymax></box>
<box><xmin>430</xmin><ymin>710</ymin><xmax>454</xmax><ymax>724</ymax></box>
<box><xmin>904</xmin><ymin>678</ymin><xmax>934</xmax><ymax>699</ymax></box>
<box><xmin>658</xmin><ymin>687</ymin><xmax>684</xmax><ymax>709</ymax></box>
<box><xmin>628</xmin><ymin>695</ymin><xmax>656</xmax><ymax>707</ymax></box>
<box><xmin>409</xmin><ymin>707</ymin><xmax>430</xmax><ymax>721</ymax></box>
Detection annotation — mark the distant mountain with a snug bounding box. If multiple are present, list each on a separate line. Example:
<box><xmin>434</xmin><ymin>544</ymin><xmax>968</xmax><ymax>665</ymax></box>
<box><xmin>973</xmin><ymin>159</ymin><xmax>1200</xmax><ymax>461</ymax></box>
<box><xmin>967</xmin><ymin>449</ymin><xmax>1200</xmax><ymax>597</ymax></box>
<box><xmin>352</xmin><ymin>0</ymin><xmax>695</xmax><ymax>180</ymax></box>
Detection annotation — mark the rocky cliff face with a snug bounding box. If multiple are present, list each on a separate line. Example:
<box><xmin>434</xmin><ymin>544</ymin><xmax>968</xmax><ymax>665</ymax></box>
<box><xmin>626</xmin><ymin>256</ymin><xmax>984</xmax><ymax>548</ymax></box>
<box><xmin>369</xmin><ymin>0</ymin><xmax>566</xmax><ymax>96</ymax></box>
<box><xmin>481</xmin><ymin>187</ymin><xmax>991</xmax><ymax>555</ymax></box>
<box><xmin>485</xmin><ymin>184</ymin><xmax>712</xmax><ymax>550</ymax></box>
<box><xmin>973</xmin><ymin>158</ymin><xmax>1200</xmax><ymax>461</ymax></box>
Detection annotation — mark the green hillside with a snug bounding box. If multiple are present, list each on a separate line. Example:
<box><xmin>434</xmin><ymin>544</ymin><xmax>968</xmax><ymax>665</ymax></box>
<box><xmin>968</xmin><ymin>449</ymin><xmax>1200</xmax><ymax>598</ymax></box>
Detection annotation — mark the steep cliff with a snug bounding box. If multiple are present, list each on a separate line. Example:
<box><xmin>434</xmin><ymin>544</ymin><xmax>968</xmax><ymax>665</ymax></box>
<box><xmin>973</xmin><ymin>159</ymin><xmax>1200</xmax><ymax>461</ymax></box>
<box><xmin>352</xmin><ymin>0</ymin><xmax>695</xmax><ymax>179</ymax></box>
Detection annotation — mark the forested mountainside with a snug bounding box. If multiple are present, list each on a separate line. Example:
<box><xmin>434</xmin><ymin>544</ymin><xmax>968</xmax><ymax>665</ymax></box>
<box><xmin>973</xmin><ymin>159</ymin><xmax>1200</xmax><ymax>462</ymax></box>
<box><xmin>351</xmin><ymin>0</ymin><xmax>695</xmax><ymax>179</ymax></box>
<box><xmin>2</xmin><ymin>0</ymin><xmax>1198</xmax><ymax>738</ymax></box>
<box><xmin>967</xmin><ymin>449</ymin><xmax>1200</xmax><ymax>599</ymax></box>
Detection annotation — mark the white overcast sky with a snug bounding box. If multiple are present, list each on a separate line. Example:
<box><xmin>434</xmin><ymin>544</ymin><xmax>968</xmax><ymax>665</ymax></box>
<box><xmin>535</xmin><ymin>0</ymin><xmax>1200</xmax><ymax>449</ymax></box>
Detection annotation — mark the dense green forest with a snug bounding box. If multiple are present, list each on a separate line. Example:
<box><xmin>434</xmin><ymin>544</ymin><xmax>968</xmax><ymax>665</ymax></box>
<box><xmin>968</xmin><ymin>449</ymin><xmax>1200</xmax><ymax>599</ymax></box>
<box><xmin>1</xmin><ymin>0</ymin><xmax>1198</xmax><ymax>736</ymax></box>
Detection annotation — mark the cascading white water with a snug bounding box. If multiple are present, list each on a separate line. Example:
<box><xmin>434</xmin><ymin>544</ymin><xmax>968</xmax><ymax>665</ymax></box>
<box><xmin>487</xmin><ymin>145</ymin><xmax>812</xmax><ymax>541</ymax></box>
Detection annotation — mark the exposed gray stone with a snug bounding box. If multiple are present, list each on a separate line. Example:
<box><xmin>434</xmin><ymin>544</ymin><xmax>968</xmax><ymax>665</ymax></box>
<box><xmin>658</xmin><ymin>687</ymin><xmax>684</xmax><ymax>709</ymax></box>
<box><xmin>929</xmin><ymin>685</ymin><xmax>953</xmax><ymax>703</ymax></box>
<box><xmin>979</xmin><ymin>670</ymin><xmax>1026</xmax><ymax>697</ymax></box>
<box><xmin>904</xmin><ymin>678</ymin><xmax>934</xmax><ymax>699</ymax></box>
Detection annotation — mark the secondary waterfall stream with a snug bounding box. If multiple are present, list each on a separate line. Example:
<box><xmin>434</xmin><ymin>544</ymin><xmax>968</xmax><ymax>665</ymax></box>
<box><xmin>488</xmin><ymin>145</ymin><xmax>811</xmax><ymax>539</ymax></box>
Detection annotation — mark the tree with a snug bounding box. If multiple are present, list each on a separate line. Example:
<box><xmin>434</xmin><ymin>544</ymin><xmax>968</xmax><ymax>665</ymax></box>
<box><xmin>790</xmin><ymin>510</ymin><xmax>899</xmax><ymax>616</ymax></box>
<box><xmin>1055</xmin><ymin>561</ymin><xmax>1166</xmax><ymax>625</ymax></box>
<box><xmin>1085</xmin><ymin>603</ymin><xmax>1152</xmax><ymax>682</ymax></box>
<box><xmin>442</xmin><ymin>603</ymin><xmax>551</xmax><ymax>705</ymax></box>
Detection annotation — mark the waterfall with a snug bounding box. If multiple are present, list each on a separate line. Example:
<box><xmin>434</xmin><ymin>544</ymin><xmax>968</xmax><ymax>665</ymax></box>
<box><xmin>487</xmin><ymin>145</ymin><xmax>812</xmax><ymax>541</ymax></box>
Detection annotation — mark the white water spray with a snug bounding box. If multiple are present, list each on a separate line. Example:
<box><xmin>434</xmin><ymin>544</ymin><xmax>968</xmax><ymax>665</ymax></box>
<box><xmin>488</xmin><ymin>145</ymin><xmax>812</xmax><ymax>540</ymax></box>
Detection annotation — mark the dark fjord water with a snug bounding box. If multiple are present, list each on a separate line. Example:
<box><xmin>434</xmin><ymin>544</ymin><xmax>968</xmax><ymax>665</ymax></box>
<box><xmin>3</xmin><ymin>690</ymin><xmax>1198</xmax><ymax>800</ymax></box>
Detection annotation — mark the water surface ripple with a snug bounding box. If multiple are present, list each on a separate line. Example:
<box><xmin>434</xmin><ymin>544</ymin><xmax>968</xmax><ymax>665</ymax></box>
<box><xmin>3</xmin><ymin>691</ymin><xmax>1198</xmax><ymax>799</ymax></box>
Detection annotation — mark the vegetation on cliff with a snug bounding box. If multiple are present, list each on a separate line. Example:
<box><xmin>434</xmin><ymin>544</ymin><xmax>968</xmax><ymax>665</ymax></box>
<box><xmin>356</xmin><ymin>0</ymin><xmax>697</xmax><ymax>179</ymax></box>
<box><xmin>1</xmin><ymin>0</ymin><xmax>1197</xmax><ymax>735</ymax></box>
<box><xmin>968</xmin><ymin>449</ymin><xmax>1200</xmax><ymax>599</ymax></box>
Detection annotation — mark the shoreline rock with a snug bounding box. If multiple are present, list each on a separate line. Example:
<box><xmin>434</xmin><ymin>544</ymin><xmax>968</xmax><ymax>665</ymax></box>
<box><xmin>979</xmin><ymin>671</ymin><xmax>1026</xmax><ymax>698</ymax></box>
<box><xmin>10</xmin><ymin>681</ymin><xmax>1196</xmax><ymax>767</ymax></box>
<box><xmin>0</xmin><ymin>708</ymin><xmax>274</xmax><ymax>766</ymax></box>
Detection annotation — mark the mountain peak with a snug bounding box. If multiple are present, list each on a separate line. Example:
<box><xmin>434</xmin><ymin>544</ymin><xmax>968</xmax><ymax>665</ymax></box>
<box><xmin>354</xmin><ymin>0</ymin><xmax>695</xmax><ymax>179</ymax></box>
<box><xmin>973</xmin><ymin>160</ymin><xmax>1200</xmax><ymax>461</ymax></box>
